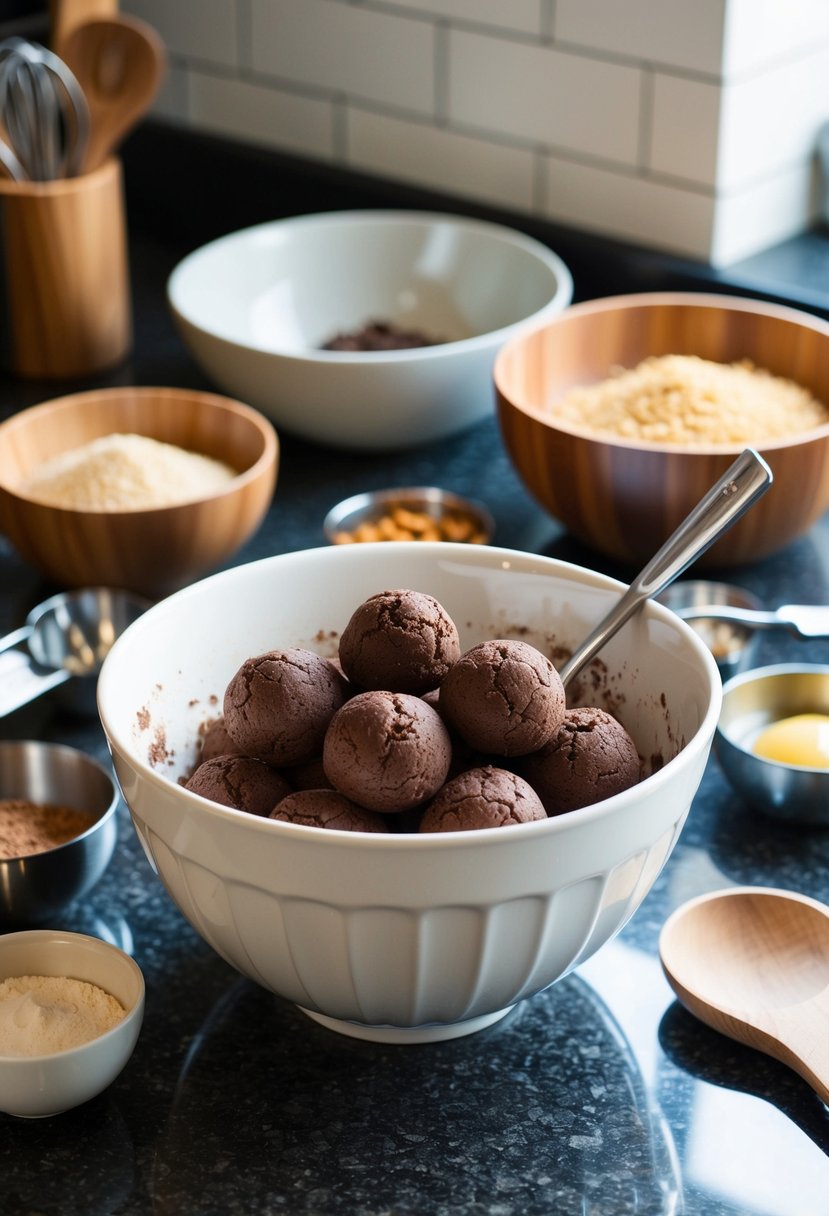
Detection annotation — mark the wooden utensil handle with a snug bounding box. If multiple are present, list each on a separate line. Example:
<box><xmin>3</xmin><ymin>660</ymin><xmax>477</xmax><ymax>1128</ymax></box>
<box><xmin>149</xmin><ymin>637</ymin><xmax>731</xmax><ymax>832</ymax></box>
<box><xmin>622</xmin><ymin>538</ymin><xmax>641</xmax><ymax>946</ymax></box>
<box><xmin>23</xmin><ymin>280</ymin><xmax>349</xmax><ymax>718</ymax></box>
<box><xmin>49</xmin><ymin>0</ymin><xmax>119</xmax><ymax>58</ymax></box>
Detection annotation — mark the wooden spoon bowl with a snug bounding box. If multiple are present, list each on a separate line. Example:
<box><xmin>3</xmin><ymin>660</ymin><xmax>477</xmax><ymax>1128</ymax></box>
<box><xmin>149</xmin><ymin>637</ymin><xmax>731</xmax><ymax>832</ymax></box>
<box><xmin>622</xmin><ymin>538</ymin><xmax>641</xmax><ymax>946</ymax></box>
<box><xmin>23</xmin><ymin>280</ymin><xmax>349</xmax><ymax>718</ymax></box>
<box><xmin>60</xmin><ymin>14</ymin><xmax>166</xmax><ymax>173</ymax></box>
<box><xmin>659</xmin><ymin>886</ymin><xmax>829</xmax><ymax>1105</ymax></box>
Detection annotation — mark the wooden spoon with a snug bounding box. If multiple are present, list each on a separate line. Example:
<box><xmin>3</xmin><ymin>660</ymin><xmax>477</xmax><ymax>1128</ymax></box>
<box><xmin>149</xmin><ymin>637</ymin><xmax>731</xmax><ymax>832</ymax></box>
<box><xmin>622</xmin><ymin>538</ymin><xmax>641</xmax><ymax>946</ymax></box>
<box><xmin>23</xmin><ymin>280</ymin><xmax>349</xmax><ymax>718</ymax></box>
<box><xmin>659</xmin><ymin>886</ymin><xmax>829</xmax><ymax>1105</ymax></box>
<box><xmin>60</xmin><ymin>14</ymin><xmax>166</xmax><ymax>174</ymax></box>
<box><xmin>49</xmin><ymin>0</ymin><xmax>118</xmax><ymax>60</ymax></box>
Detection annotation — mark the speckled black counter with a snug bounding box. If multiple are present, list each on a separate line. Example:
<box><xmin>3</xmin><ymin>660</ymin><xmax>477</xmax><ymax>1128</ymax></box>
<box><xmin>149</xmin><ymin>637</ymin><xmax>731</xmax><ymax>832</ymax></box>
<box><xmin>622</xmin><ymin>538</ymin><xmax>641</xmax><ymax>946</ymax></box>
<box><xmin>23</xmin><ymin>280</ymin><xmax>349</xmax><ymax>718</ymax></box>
<box><xmin>1</xmin><ymin>137</ymin><xmax>829</xmax><ymax>1215</ymax></box>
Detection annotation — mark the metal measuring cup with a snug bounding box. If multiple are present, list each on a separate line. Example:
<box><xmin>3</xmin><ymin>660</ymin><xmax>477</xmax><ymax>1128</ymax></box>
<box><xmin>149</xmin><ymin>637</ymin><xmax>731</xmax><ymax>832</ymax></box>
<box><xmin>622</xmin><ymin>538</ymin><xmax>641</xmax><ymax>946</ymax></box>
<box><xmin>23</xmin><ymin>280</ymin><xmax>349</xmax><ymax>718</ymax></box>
<box><xmin>0</xmin><ymin>587</ymin><xmax>150</xmax><ymax>717</ymax></box>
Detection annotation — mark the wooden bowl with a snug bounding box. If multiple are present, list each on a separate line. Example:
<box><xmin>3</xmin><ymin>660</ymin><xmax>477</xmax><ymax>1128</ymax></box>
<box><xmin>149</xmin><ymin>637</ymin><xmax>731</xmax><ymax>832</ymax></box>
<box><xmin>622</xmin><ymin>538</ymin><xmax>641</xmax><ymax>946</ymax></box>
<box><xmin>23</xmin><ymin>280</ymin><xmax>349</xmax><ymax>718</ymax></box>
<box><xmin>495</xmin><ymin>292</ymin><xmax>829</xmax><ymax>568</ymax></box>
<box><xmin>0</xmin><ymin>387</ymin><xmax>278</xmax><ymax>597</ymax></box>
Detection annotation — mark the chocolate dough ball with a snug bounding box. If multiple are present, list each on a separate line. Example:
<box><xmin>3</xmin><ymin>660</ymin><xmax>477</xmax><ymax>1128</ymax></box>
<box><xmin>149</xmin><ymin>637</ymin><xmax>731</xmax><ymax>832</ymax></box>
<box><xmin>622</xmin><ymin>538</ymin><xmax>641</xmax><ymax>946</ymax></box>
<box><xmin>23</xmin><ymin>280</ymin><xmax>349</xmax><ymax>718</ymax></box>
<box><xmin>283</xmin><ymin>755</ymin><xmax>333</xmax><ymax>791</ymax></box>
<box><xmin>224</xmin><ymin>648</ymin><xmax>348</xmax><ymax>766</ymax></box>
<box><xmin>438</xmin><ymin>639</ymin><xmax>565</xmax><ymax>757</ymax></box>
<box><xmin>419</xmin><ymin>766</ymin><xmax>546</xmax><ymax>833</ymax></box>
<box><xmin>338</xmin><ymin>589</ymin><xmax>461</xmax><ymax>694</ymax></box>
<box><xmin>186</xmin><ymin>754</ymin><xmax>292</xmax><ymax>817</ymax></box>
<box><xmin>520</xmin><ymin>707</ymin><xmax>640</xmax><ymax>816</ymax></box>
<box><xmin>199</xmin><ymin>717</ymin><xmax>244</xmax><ymax>762</ymax></box>
<box><xmin>270</xmin><ymin>789</ymin><xmax>389</xmax><ymax>833</ymax></box>
<box><xmin>323</xmin><ymin>690</ymin><xmax>452</xmax><ymax>812</ymax></box>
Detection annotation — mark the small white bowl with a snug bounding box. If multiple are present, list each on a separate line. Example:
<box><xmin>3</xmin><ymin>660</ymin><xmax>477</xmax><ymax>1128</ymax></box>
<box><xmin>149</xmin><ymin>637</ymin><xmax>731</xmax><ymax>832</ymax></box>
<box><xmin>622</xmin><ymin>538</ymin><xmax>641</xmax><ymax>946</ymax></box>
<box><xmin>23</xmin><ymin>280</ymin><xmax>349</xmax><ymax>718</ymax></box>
<box><xmin>98</xmin><ymin>543</ymin><xmax>720</xmax><ymax>1043</ymax></box>
<box><xmin>0</xmin><ymin>930</ymin><xmax>144</xmax><ymax>1118</ymax></box>
<box><xmin>168</xmin><ymin>210</ymin><xmax>573</xmax><ymax>450</ymax></box>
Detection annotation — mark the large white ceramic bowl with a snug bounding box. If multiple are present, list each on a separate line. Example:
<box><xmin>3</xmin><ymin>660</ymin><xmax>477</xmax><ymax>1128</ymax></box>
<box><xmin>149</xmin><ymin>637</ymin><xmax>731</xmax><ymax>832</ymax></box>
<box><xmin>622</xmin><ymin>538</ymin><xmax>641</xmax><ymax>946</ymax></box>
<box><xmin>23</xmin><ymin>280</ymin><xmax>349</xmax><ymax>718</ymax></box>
<box><xmin>0</xmin><ymin>930</ymin><xmax>145</xmax><ymax>1118</ymax></box>
<box><xmin>167</xmin><ymin>210</ymin><xmax>573</xmax><ymax>450</ymax></box>
<box><xmin>97</xmin><ymin>544</ymin><xmax>720</xmax><ymax>1043</ymax></box>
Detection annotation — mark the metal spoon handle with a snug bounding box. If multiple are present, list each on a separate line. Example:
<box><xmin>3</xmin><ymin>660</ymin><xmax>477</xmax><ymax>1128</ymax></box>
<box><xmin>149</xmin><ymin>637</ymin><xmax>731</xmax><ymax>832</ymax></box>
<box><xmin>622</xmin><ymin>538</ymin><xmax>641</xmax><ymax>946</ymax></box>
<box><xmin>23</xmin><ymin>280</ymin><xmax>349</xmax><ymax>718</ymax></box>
<box><xmin>0</xmin><ymin>649</ymin><xmax>72</xmax><ymax>717</ymax></box>
<box><xmin>559</xmin><ymin>448</ymin><xmax>773</xmax><ymax>687</ymax></box>
<box><xmin>0</xmin><ymin>624</ymin><xmax>32</xmax><ymax>654</ymax></box>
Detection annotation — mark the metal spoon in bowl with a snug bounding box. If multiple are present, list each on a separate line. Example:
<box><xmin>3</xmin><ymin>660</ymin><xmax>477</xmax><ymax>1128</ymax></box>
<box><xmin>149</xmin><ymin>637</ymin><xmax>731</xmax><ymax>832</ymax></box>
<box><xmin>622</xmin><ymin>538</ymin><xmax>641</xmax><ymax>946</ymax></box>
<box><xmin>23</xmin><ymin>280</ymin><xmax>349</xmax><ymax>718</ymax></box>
<box><xmin>558</xmin><ymin>448</ymin><xmax>773</xmax><ymax>687</ymax></box>
<box><xmin>659</xmin><ymin>886</ymin><xmax>829</xmax><ymax>1106</ymax></box>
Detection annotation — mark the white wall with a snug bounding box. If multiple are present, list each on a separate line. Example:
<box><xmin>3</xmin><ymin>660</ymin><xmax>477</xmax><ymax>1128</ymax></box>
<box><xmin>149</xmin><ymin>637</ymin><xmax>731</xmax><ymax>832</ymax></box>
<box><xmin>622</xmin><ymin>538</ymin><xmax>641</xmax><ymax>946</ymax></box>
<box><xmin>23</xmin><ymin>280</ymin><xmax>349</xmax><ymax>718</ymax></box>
<box><xmin>123</xmin><ymin>0</ymin><xmax>829</xmax><ymax>266</ymax></box>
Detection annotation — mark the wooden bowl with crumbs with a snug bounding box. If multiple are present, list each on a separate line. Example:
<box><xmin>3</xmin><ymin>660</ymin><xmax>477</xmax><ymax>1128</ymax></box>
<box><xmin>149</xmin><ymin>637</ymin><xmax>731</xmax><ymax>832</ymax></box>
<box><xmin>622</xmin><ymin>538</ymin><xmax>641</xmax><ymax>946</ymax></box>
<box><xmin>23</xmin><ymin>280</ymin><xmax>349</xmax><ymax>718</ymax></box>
<box><xmin>495</xmin><ymin>292</ymin><xmax>829</xmax><ymax>567</ymax></box>
<box><xmin>0</xmin><ymin>387</ymin><xmax>278</xmax><ymax>597</ymax></box>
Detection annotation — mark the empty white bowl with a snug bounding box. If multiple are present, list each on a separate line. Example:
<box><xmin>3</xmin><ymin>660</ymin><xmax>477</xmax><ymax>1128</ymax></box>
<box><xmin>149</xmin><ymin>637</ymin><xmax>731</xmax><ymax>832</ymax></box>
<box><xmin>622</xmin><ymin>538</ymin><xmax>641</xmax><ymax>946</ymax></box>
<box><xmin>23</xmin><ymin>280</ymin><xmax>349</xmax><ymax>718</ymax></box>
<box><xmin>98</xmin><ymin>543</ymin><xmax>720</xmax><ymax>1043</ymax></box>
<box><xmin>0</xmin><ymin>930</ymin><xmax>144</xmax><ymax>1117</ymax></box>
<box><xmin>167</xmin><ymin>210</ymin><xmax>573</xmax><ymax>450</ymax></box>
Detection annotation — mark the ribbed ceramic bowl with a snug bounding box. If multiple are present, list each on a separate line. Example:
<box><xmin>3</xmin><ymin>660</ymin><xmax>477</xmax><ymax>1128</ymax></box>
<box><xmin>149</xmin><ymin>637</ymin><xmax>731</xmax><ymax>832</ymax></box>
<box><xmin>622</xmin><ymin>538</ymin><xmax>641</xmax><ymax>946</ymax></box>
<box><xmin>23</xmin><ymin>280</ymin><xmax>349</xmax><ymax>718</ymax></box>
<box><xmin>97</xmin><ymin>543</ymin><xmax>721</xmax><ymax>1043</ymax></box>
<box><xmin>496</xmin><ymin>292</ymin><xmax>829</xmax><ymax>567</ymax></box>
<box><xmin>168</xmin><ymin>210</ymin><xmax>573</xmax><ymax>450</ymax></box>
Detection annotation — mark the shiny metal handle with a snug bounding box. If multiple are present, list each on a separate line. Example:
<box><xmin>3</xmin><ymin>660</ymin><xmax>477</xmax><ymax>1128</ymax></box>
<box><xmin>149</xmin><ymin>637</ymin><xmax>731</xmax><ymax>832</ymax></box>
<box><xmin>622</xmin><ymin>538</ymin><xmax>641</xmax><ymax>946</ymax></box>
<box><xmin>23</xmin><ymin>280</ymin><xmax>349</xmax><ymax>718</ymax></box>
<box><xmin>0</xmin><ymin>624</ymin><xmax>32</xmax><ymax>654</ymax></box>
<box><xmin>0</xmin><ymin>650</ymin><xmax>72</xmax><ymax>717</ymax></box>
<box><xmin>558</xmin><ymin>448</ymin><xmax>773</xmax><ymax>687</ymax></box>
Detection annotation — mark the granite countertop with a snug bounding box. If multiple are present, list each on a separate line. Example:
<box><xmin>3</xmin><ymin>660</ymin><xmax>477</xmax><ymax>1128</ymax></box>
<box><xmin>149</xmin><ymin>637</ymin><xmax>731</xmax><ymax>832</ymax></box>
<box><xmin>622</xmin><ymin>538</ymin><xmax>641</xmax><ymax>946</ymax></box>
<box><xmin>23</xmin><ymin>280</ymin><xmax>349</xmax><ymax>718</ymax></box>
<box><xmin>1</xmin><ymin>131</ymin><xmax>829</xmax><ymax>1215</ymax></box>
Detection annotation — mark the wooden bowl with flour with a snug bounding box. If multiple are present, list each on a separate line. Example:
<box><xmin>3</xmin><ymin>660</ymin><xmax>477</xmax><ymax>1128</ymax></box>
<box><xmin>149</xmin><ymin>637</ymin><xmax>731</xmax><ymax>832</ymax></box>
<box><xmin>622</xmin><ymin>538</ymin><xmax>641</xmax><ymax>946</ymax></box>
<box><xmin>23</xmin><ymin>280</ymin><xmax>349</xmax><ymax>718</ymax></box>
<box><xmin>495</xmin><ymin>292</ymin><xmax>829</xmax><ymax>568</ymax></box>
<box><xmin>0</xmin><ymin>387</ymin><xmax>278</xmax><ymax>597</ymax></box>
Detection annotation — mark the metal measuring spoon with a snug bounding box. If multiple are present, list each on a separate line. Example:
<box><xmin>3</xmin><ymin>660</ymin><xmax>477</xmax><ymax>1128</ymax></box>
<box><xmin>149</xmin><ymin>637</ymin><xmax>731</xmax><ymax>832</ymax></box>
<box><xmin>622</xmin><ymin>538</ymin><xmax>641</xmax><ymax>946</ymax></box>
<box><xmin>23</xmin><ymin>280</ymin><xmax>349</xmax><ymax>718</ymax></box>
<box><xmin>558</xmin><ymin>448</ymin><xmax>773</xmax><ymax>687</ymax></box>
<box><xmin>0</xmin><ymin>586</ymin><xmax>150</xmax><ymax>717</ymax></box>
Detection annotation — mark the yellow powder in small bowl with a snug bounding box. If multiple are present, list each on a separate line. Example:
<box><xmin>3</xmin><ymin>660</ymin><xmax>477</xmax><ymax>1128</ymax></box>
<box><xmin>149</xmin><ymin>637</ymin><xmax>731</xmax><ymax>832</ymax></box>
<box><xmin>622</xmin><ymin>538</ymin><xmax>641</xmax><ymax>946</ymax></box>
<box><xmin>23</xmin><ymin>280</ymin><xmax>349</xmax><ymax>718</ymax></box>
<box><xmin>550</xmin><ymin>354</ymin><xmax>829</xmax><ymax>445</ymax></box>
<box><xmin>20</xmin><ymin>433</ymin><xmax>236</xmax><ymax>511</ymax></box>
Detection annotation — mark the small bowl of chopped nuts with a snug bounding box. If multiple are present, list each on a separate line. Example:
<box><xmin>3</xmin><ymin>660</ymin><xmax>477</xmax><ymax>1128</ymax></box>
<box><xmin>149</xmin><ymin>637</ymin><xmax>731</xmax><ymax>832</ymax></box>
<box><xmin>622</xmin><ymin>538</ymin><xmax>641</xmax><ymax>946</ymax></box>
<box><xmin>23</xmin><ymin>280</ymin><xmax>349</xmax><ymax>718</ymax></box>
<box><xmin>0</xmin><ymin>740</ymin><xmax>119</xmax><ymax>927</ymax></box>
<box><xmin>323</xmin><ymin>486</ymin><xmax>494</xmax><ymax>546</ymax></box>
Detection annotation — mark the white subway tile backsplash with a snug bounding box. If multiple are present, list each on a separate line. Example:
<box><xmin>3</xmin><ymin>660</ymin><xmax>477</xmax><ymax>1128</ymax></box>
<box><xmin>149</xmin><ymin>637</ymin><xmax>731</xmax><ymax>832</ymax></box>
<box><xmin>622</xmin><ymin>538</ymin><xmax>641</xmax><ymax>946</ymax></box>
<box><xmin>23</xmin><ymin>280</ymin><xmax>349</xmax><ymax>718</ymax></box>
<box><xmin>448</xmin><ymin>29</ymin><xmax>641</xmax><ymax>166</ymax></box>
<box><xmin>554</xmin><ymin>0</ymin><xmax>727</xmax><ymax>76</ymax></box>
<box><xmin>541</xmin><ymin>157</ymin><xmax>715</xmax><ymax>260</ymax></box>
<box><xmin>249</xmin><ymin>0</ymin><xmax>435</xmax><ymax>116</ymax></box>
<box><xmin>649</xmin><ymin>75</ymin><xmax>721</xmax><ymax>186</ymax></box>
<box><xmin>711</xmin><ymin>160</ymin><xmax>818</xmax><ymax>264</ymax></box>
<box><xmin>369</xmin><ymin>0</ymin><xmax>544</xmax><ymax>37</ymax></box>
<box><xmin>347</xmin><ymin>108</ymin><xmax>536</xmax><ymax>210</ymax></box>
<box><xmin>188</xmin><ymin>73</ymin><xmax>335</xmax><ymax>160</ymax></box>
<box><xmin>125</xmin><ymin>0</ymin><xmax>829</xmax><ymax>265</ymax></box>
<box><xmin>716</xmin><ymin>47</ymin><xmax>829</xmax><ymax>191</ymax></box>
<box><xmin>723</xmin><ymin>0</ymin><xmax>829</xmax><ymax>79</ymax></box>
<box><xmin>122</xmin><ymin>0</ymin><xmax>239</xmax><ymax>66</ymax></box>
<box><xmin>151</xmin><ymin>62</ymin><xmax>190</xmax><ymax>124</ymax></box>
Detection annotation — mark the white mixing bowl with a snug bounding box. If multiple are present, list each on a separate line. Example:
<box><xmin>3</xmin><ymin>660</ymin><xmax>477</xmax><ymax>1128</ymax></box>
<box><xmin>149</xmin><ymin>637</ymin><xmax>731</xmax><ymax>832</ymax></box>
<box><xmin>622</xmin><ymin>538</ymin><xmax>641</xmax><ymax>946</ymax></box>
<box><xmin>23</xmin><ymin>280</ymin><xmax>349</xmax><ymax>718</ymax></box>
<box><xmin>167</xmin><ymin>210</ymin><xmax>573</xmax><ymax>450</ymax></box>
<box><xmin>97</xmin><ymin>543</ymin><xmax>720</xmax><ymax>1043</ymax></box>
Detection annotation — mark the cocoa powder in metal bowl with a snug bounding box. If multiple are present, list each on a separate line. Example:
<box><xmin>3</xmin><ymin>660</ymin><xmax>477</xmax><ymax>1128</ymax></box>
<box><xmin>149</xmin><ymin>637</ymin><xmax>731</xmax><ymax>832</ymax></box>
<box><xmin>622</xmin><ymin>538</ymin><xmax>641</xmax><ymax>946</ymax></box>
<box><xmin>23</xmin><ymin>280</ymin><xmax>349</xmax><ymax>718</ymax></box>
<box><xmin>0</xmin><ymin>799</ymin><xmax>95</xmax><ymax>860</ymax></box>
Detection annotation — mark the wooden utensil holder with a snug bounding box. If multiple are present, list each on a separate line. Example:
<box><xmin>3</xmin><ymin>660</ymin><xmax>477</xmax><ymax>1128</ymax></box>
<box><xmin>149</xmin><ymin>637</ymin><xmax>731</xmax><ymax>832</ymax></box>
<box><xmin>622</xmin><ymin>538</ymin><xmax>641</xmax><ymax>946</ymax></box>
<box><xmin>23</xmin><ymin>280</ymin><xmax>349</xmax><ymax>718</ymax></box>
<box><xmin>0</xmin><ymin>158</ymin><xmax>132</xmax><ymax>379</ymax></box>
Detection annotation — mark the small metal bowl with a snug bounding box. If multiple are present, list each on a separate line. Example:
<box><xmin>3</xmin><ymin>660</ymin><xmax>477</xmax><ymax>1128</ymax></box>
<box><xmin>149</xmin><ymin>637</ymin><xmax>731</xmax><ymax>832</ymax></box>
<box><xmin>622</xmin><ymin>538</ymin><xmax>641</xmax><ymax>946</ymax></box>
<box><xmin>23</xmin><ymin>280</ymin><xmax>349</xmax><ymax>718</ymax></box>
<box><xmin>0</xmin><ymin>741</ymin><xmax>119</xmax><ymax>926</ymax></box>
<box><xmin>658</xmin><ymin>580</ymin><xmax>762</xmax><ymax>682</ymax></box>
<box><xmin>715</xmin><ymin>664</ymin><xmax>829</xmax><ymax>825</ymax></box>
<box><xmin>323</xmin><ymin>486</ymin><xmax>494</xmax><ymax>546</ymax></box>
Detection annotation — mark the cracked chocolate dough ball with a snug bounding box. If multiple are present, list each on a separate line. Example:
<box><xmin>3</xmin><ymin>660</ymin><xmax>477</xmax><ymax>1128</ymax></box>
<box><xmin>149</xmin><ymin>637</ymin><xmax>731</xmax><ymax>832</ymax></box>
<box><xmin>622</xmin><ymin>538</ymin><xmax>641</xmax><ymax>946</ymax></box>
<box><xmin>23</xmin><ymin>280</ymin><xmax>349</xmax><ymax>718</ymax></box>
<box><xmin>186</xmin><ymin>754</ymin><xmax>292</xmax><ymax>817</ymax></box>
<box><xmin>270</xmin><ymin>788</ymin><xmax>390</xmax><ymax>833</ymax></box>
<box><xmin>519</xmin><ymin>706</ymin><xmax>640</xmax><ymax>815</ymax></box>
<box><xmin>323</xmin><ymin>690</ymin><xmax>452</xmax><ymax>812</ymax></box>
<box><xmin>199</xmin><ymin>716</ymin><xmax>244</xmax><ymax>762</ymax></box>
<box><xmin>438</xmin><ymin>638</ymin><xmax>565</xmax><ymax>756</ymax></box>
<box><xmin>223</xmin><ymin>647</ymin><xmax>348</xmax><ymax>766</ymax></box>
<box><xmin>338</xmin><ymin>589</ymin><xmax>461</xmax><ymax>694</ymax></box>
<box><xmin>419</xmin><ymin>765</ymin><xmax>546</xmax><ymax>832</ymax></box>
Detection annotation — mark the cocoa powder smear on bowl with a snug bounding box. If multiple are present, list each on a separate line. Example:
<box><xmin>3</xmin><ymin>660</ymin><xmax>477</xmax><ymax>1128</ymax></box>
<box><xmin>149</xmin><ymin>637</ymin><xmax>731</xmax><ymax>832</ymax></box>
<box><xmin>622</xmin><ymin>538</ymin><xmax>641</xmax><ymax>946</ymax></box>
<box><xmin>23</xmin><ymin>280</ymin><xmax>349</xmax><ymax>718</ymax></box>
<box><xmin>0</xmin><ymin>799</ymin><xmax>95</xmax><ymax>860</ymax></box>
